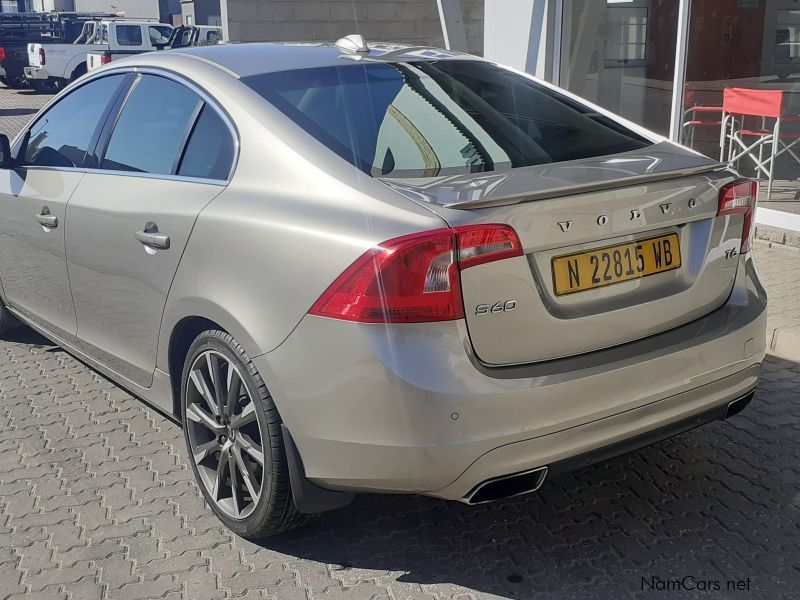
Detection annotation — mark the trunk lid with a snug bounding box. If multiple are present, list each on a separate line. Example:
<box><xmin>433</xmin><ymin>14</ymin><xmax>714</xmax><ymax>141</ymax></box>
<box><xmin>381</xmin><ymin>142</ymin><xmax>742</xmax><ymax>365</ymax></box>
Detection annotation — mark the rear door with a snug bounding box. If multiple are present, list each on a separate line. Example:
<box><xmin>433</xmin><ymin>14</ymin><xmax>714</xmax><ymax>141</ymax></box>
<box><xmin>65</xmin><ymin>72</ymin><xmax>235</xmax><ymax>387</ymax></box>
<box><xmin>0</xmin><ymin>73</ymin><xmax>127</xmax><ymax>342</ymax></box>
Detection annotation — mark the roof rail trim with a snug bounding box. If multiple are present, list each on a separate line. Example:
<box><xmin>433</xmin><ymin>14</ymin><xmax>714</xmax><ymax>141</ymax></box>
<box><xmin>172</xmin><ymin>52</ymin><xmax>240</xmax><ymax>79</ymax></box>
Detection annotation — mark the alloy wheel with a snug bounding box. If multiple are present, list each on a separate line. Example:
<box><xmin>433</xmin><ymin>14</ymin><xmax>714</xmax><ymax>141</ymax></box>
<box><xmin>185</xmin><ymin>350</ymin><xmax>265</xmax><ymax>519</ymax></box>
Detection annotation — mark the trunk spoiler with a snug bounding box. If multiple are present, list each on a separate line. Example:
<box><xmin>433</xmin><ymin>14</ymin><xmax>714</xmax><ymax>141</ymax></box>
<box><xmin>443</xmin><ymin>162</ymin><xmax>728</xmax><ymax>209</ymax></box>
<box><xmin>378</xmin><ymin>143</ymin><xmax>731</xmax><ymax>211</ymax></box>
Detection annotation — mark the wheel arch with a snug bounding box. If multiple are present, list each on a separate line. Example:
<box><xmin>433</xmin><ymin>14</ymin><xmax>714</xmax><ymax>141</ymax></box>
<box><xmin>160</xmin><ymin>299</ymin><xmax>264</xmax><ymax>418</ymax></box>
<box><xmin>70</xmin><ymin>61</ymin><xmax>88</xmax><ymax>81</ymax></box>
<box><xmin>66</xmin><ymin>55</ymin><xmax>88</xmax><ymax>80</ymax></box>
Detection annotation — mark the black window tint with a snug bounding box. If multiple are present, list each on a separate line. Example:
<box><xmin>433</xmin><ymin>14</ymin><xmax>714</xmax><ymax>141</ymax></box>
<box><xmin>177</xmin><ymin>105</ymin><xmax>234</xmax><ymax>180</ymax></box>
<box><xmin>243</xmin><ymin>60</ymin><xmax>651</xmax><ymax>178</ymax></box>
<box><xmin>24</xmin><ymin>74</ymin><xmax>125</xmax><ymax>168</ymax></box>
<box><xmin>102</xmin><ymin>75</ymin><xmax>201</xmax><ymax>175</ymax></box>
<box><xmin>117</xmin><ymin>25</ymin><xmax>142</xmax><ymax>46</ymax></box>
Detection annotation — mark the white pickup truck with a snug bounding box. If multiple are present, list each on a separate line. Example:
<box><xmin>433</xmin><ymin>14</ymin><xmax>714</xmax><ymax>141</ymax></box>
<box><xmin>25</xmin><ymin>19</ymin><xmax>172</xmax><ymax>93</ymax></box>
<box><xmin>87</xmin><ymin>24</ymin><xmax>221</xmax><ymax>72</ymax></box>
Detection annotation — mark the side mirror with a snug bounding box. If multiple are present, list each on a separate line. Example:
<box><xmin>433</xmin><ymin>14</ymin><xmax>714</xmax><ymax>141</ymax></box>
<box><xmin>0</xmin><ymin>134</ymin><xmax>12</xmax><ymax>169</ymax></box>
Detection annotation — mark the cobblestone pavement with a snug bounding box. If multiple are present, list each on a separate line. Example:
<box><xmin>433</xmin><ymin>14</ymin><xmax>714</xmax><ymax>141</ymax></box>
<box><xmin>0</xmin><ymin>84</ymin><xmax>799</xmax><ymax>600</ymax></box>
<box><xmin>0</xmin><ymin>85</ymin><xmax>49</xmax><ymax>139</ymax></box>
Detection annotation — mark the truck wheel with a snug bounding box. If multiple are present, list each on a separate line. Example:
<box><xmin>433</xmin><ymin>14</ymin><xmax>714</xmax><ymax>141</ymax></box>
<box><xmin>29</xmin><ymin>79</ymin><xmax>58</xmax><ymax>94</ymax></box>
<box><xmin>5</xmin><ymin>76</ymin><xmax>28</xmax><ymax>89</ymax></box>
<box><xmin>181</xmin><ymin>329</ymin><xmax>316</xmax><ymax>538</ymax></box>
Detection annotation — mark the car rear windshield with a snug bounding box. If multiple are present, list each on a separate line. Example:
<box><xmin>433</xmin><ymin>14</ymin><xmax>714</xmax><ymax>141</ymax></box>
<box><xmin>242</xmin><ymin>59</ymin><xmax>651</xmax><ymax>178</ymax></box>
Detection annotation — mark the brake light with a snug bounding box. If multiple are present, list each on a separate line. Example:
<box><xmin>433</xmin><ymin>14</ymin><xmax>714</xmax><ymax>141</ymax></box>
<box><xmin>0</xmin><ymin>47</ymin><xmax>5</xmax><ymax>63</ymax></box>
<box><xmin>309</xmin><ymin>224</ymin><xmax>523</xmax><ymax>323</ymax></box>
<box><xmin>38</xmin><ymin>47</ymin><xmax>45</xmax><ymax>66</ymax></box>
<box><xmin>717</xmin><ymin>178</ymin><xmax>758</xmax><ymax>253</ymax></box>
<box><xmin>100</xmin><ymin>52</ymin><xmax>112</xmax><ymax>65</ymax></box>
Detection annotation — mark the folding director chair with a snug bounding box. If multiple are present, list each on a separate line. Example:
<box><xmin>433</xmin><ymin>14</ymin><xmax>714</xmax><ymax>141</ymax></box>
<box><xmin>719</xmin><ymin>88</ymin><xmax>800</xmax><ymax>199</ymax></box>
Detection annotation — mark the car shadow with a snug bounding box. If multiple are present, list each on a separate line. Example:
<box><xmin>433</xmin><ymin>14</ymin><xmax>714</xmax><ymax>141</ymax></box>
<box><xmin>253</xmin><ymin>356</ymin><xmax>800</xmax><ymax>597</ymax></box>
<box><xmin>0</xmin><ymin>108</ymin><xmax>38</xmax><ymax>117</ymax></box>
<box><xmin>2</xmin><ymin>325</ymin><xmax>55</xmax><ymax>348</ymax></box>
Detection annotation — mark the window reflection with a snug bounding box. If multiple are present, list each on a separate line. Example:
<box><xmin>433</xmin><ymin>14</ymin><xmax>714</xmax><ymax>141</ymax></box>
<box><xmin>683</xmin><ymin>0</ymin><xmax>800</xmax><ymax>205</ymax></box>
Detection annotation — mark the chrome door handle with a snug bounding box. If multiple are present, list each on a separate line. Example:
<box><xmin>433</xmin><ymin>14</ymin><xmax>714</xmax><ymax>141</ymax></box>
<box><xmin>135</xmin><ymin>229</ymin><xmax>170</xmax><ymax>250</ymax></box>
<box><xmin>35</xmin><ymin>208</ymin><xmax>58</xmax><ymax>228</ymax></box>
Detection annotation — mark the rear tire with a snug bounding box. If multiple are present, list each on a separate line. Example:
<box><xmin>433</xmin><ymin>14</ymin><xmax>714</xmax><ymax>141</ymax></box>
<box><xmin>180</xmin><ymin>329</ymin><xmax>315</xmax><ymax>538</ymax></box>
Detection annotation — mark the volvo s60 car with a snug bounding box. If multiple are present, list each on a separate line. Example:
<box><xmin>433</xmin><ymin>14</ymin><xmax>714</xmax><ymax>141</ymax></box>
<box><xmin>0</xmin><ymin>36</ymin><xmax>767</xmax><ymax>538</ymax></box>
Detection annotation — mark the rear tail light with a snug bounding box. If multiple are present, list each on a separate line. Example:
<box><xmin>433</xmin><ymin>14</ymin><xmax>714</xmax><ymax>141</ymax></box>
<box><xmin>0</xmin><ymin>47</ymin><xmax>5</xmax><ymax>63</ymax></box>
<box><xmin>38</xmin><ymin>47</ymin><xmax>45</xmax><ymax>66</ymax></box>
<box><xmin>309</xmin><ymin>224</ymin><xmax>523</xmax><ymax>323</ymax></box>
<box><xmin>717</xmin><ymin>178</ymin><xmax>758</xmax><ymax>253</ymax></box>
<box><xmin>100</xmin><ymin>52</ymin><xmax>112</xmax><ymax>65</ymax></box>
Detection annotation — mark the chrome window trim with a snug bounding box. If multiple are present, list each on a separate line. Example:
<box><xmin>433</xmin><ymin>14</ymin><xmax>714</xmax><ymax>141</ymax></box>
<box><xmin>19</xmin><ymin>165</ymin><xmax>227</xmax><ymax>186</ymax></box>
<box><xmin>15</xmin><ymin>64</ymin><xmax>240</xmax><ymax>185</ymax></box>
<box><xmin>86</xmin><ymin>167</ymin><xmax>228</xmax><ymax>186</ymax></box>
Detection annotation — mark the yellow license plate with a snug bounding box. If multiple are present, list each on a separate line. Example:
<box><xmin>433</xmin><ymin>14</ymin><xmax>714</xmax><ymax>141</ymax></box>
<box><xmin>551</xmin><ymin>233</ymin><xmax>681</xmax><ymax>296</ymax></box>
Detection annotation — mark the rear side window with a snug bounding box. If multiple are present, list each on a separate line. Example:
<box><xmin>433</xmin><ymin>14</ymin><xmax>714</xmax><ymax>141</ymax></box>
<box><xmin>177</xmin><ymin>105</ymin><xmax>234</xmax><ymax>180</ymax></box>
<box><xmin>116</xmin><ymin>25</ymin><xmax>142</xmax><ymax>46</ymax></box>
<box><xmin>243</xmin><ymin>60</ymin><xmax>651</xmax><ymax>178</ymax></box>
<box><xmin>102</xmin><ymin>74</ymin><xmax>201</xmax><ymax>175</ymax></box>
<box><xmin>23</xmin><ymin>74</ymin><xmax>125</xmax><ymax>168</ymax></box>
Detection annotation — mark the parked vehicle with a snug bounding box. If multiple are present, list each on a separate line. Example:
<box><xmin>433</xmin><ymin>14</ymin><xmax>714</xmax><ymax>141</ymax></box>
<box><xmin>25</xmin><ymin>18</ymin><xmax>172</xmax><ymax>93</ymax></box>
<box><xmin>87</xmin><ymin>24</ymin><xmax>218</xmax><ymax>72</ymax></box>
<box><xmin>0</xmin><ymin>13</ymin><xmax>50</xmax><ymax>88</ymax></box>
<box><xmin>0</xmin><ymin>38</ymin><xmax>767</xmax><ymax>538</ymax></box>
<box><xmin>0</xmin><ymin>12</ymin><xmax>113</xmax><ymax>89</ymax></box>
<box><xmin>165</xmin><ymin>24</ymin><xmax>222</xmax><ymax>49</ymax></box>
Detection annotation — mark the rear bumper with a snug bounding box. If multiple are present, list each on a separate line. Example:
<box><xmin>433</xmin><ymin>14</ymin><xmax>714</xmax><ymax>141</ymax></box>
<box><xmin>23</xmin><ymin>67</ymin><xmax>50</xmax><ymax>80</ymax></box>
<box><xmin>256</xmin><ymin>255</ymin><xmax>767</xmax><ymax>499</ymax></box>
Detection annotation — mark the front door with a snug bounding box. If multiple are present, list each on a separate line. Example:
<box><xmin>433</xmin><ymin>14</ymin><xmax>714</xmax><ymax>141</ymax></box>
<box><xmin>0</xmin><ymin>74</ymin><xmax>127</xmax><ymax>341</ymax></box>
<box><xmin>66</xmin><ymin>73</ymin><xmax>235</xmax><ymax>387</ymax></box>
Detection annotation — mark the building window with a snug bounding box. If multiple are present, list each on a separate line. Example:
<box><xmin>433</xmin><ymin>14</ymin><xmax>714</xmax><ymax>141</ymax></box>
<box><xmin>605</xmin><ymin>7</ymin><xmax>648</xmax><ymax>66</ymax></box>
<box><xmin>775</xmin><ymin>9</ymin><xmax>800</xmax><ymax>63</ymax></box>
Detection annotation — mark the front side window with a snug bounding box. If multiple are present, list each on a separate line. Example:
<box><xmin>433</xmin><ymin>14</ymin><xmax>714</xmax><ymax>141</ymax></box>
<box><xmin>102</xmin><ymin>74</ymin><xmax>201</xmax><ymax>175</ymax></box>
<box><xmin>23</xmin><ymin>74</ymin><xmax>125</xmax><ymax>168</ymax></box>
<box><xmin>243</xmin><ymin>60</ymin><xmax>651</xmax><ymax>178</ymax></box>
<box><xmin>116</xmin><ymin>25</ymin><xmax>143</xmax><ymax>47</ymax></box>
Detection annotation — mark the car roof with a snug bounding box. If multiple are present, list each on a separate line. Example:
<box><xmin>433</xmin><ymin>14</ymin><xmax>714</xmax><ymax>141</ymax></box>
<box><xmin>166</xmin><ymin>42</ymin><xmax>473</xmax><ymax>79</ymax></box>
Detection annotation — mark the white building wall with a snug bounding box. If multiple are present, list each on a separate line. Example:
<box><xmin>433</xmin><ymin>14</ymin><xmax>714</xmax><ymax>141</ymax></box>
<box><xmin>222</xmin><ymin>0</ymin><xmax>484</xmax><ymax>55</ymax></box>
<box><xmin>73</xmin><ymin>0</ymin><xmax>160</xmax><ymax>19</ymax></box>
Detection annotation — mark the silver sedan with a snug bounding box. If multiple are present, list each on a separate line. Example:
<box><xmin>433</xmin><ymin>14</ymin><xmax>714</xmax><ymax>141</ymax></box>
<box><xmin>0</xmin><ymin>38</ymin><xmax>767</xmax><ymax>538</ymax></box>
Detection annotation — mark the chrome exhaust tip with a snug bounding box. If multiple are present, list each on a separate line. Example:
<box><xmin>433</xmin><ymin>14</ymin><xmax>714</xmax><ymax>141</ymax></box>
<box><xmin>464</xmin><ymin>466</ymin><xmax>548</xmax><ymax>505</ymax></box>
<box><xmin>724</xmin><ymin>390</ymin><xmax>755</xmax><ymax>419</ymax></box>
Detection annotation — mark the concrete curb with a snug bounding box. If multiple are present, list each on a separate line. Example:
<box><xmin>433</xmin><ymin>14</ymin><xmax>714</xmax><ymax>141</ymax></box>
<box><xmin>754</xmin><ymin>224</ymin><xmax>800</xmax><ymax>249</ymax></box>
<box><xmin>771</xmin><ymin>326</ymin><xmax>800</xmax><ymax>362</ymax></box>
<box><xmin>752</xmin><ymin>240</ymin><xmax>800</xmax><ymax>362</ymax></box>
<box><xmin>755</xmin><ymin>207</ymin><xmax>800</xmax><ymax>249</ymax></box>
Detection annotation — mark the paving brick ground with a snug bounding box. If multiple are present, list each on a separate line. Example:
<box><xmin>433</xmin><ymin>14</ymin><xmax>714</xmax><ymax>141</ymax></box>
<box><xmin>0</xmin><ymin>86</ymin><xmax>49</xmax><ymax>138</ymax></box>
<box><xmin>0</xmin><ymin>84</ymin><xmax>799</xmax><ymax>600</ymax></box>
